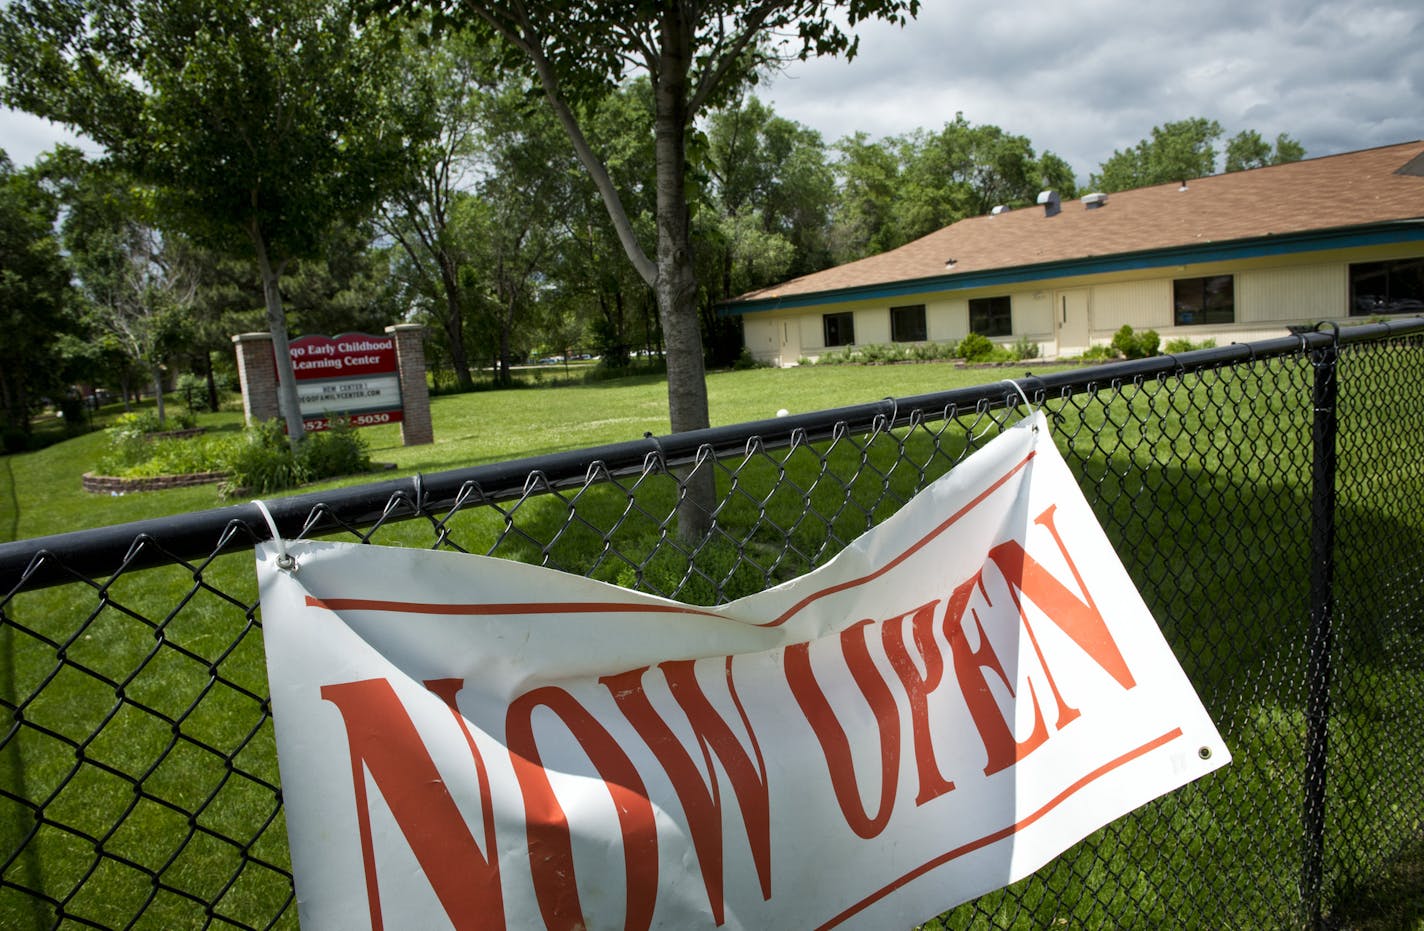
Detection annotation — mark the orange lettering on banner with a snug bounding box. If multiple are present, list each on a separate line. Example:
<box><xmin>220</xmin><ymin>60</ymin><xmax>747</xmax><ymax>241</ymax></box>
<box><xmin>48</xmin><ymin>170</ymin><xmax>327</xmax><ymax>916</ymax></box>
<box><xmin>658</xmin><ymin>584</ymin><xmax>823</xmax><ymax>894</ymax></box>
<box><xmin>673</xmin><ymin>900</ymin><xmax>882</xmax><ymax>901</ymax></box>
<box><xmin>319</xmin><ymin>678</ymin><xmax>503</xmax><ymax>931</ymax></box>
<box><xmin>786</xmin><ymin>619</ymin><xmax>902</xmax><ymax>839</ymax></box>
<box><xmin>946</xmin><ymin>505</ymin><xmax>1139</xmax><ymax>776</ymax></box>
<box><xmin>505</xmin><ymin>686</ymin><xmax>660</xmax><ymax>931</ymax></box>
<box><xmin>602</xmin><ymin>657</ymin><xmax>771</xmax><ymax>926</ymax></box>
<box><xmin>880</xmin><ymin>601</ymin><xmax>957</xmax><ymax>805</ymax></box>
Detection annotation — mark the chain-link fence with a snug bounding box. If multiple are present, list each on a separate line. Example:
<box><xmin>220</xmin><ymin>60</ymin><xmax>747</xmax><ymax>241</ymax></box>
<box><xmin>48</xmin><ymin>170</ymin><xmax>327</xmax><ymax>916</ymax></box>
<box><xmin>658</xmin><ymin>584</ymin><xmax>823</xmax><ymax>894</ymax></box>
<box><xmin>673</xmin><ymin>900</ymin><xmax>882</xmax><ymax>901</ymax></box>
<box><xmin>3</xmin><ymin>318</ymin><xmax>1423</xmax><ymax>930</ymax></box>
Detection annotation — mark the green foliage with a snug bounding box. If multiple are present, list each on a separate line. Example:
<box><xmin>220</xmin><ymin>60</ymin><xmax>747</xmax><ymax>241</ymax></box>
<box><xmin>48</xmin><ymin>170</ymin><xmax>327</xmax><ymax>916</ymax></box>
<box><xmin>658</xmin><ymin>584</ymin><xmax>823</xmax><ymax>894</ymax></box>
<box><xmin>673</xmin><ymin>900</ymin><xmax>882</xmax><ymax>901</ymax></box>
<box><xmin>1091</xmin><ymin>118</ymin><xmax>1224</xmax><ymax>191</ymax></box>
<box><xmin>1164</xmin><ymin>336</ymin><xmax>1218</xmax><ymax>353</ymax></box>
<box><xmin>731</xmin><ymin>348</ymin><xmax>766</xmax><ymax>371</ymax></box>
<box><xmin>0</xmin><ymin>150</ymin><xmax>75</xmax><ymax>436</ymax></box>
<box><xmin>957</xmin><ymin>331</ymin><xmax>997</xmax><ymax>362</ymax></box>
<box><xmin>911</xmin><ymin>340</ymin><xmax>959</xmax><ymax>361</ymax></box>
<box><xmin>1078</xmin><ymin>343</ymin><xmax>1119</xmax><ymax>361</ymax></box>
<box><xmin>1111</xmin><ymin>325</ymin><xmax>1161</xmax><ymax>360</ymax></box>
<box><xmin>297</xmin><ymin>417</ymin><xmax>372</xmax><ymax>480</ymax></box>
<box><xmin>1224</xmin><ymin>130</ymin><xmax>1305</xmax><ymax>173</ymax></box>
<box><xmin>218</xmin><ymin>421</ymin><xmax>309</xmax><ymax>497</ymax></box>
<box><xmin>1091</xmin><ymin>118</ymin><xmax>1307</xmax><ymax>192</ymax></box>
<box><xmin>1011</xmin><ymin>335</ymin><xmax>1041</xmax><ymax>361</ymax></box>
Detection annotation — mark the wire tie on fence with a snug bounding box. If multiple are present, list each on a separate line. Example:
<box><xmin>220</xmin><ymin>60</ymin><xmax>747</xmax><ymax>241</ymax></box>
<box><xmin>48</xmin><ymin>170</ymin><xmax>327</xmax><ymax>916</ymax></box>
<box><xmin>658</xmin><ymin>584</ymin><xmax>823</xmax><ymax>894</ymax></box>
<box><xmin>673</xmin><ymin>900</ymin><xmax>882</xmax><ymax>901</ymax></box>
<box><xmin>643</xmin><ymin>431</ymin><xmax>668</xmax><ymax>471</ymax></box>
<box><xmin>411</xmin><ymin>472</ymin><xmax>424</xmax><ymax>513</ymax></box>
<box><xmin>252</xmin><ymin>499</ymin><xmax>296</xmax><ymax>573</ymax></box>
<box><xmin>1002</xmin><ymin>378</ymin><xmax>1040</xmax><ymax>433</ymax></box>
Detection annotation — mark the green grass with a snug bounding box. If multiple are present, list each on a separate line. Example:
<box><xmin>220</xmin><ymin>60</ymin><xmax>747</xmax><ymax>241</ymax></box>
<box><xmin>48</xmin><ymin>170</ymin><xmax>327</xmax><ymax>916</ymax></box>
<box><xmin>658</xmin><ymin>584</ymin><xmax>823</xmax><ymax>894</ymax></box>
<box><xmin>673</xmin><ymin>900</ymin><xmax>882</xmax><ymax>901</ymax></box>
<box><xmin>4</xmin><ymin>347</ymin><xmax>1424</xmax><ymax>929</ymax></box>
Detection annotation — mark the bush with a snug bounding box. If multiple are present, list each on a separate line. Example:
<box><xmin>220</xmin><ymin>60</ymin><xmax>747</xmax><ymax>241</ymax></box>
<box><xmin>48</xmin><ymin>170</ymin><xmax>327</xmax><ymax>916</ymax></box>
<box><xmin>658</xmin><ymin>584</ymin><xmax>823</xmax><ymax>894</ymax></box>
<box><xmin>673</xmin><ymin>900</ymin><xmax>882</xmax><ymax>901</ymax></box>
<box><xmin>910</xmin><ymin>340</ymin><xmax>957</xmax><ymax>361</ymax></box>
<box><xmin>1078</xmin><ymin>343</ymin><xmax>1119</xmax><ymax>361</ymax></box>
<box><xmin>1110</xmin><ymin>325</ymin><xmax>1161</xmax><ymax>360</ymax></box>
<box><xmin>299</xmin><ymin>417</ymin><xmax>372</xmax><ymax>480</ymax></box>
<box><xmin>1010</xmin><ymin>336</ymin><xmax>1041</xmax><ymax>361</ymax></box>
<box><xmin>110</xmin><ymin>408</ymin><xmax>197</xmax><ymax>434</ymax></box>
<box><xmin>958</xmin><ymin>332</ymin><xmax>996</xmax><ymax>362</ymax></box>
<box><xmin>1164</xmin><ymin>336</ymin><xmax>1218</xmax><ymax>353</ymax></box>
<box><xmin>218</xmin><ymin>420</ymin><xmax>308</xmax><ymax>497</ymax></box>
<box><xmin>731</xmin><ymin>348</ymin><xmax>765</xmax><ymax>370</ymax></box>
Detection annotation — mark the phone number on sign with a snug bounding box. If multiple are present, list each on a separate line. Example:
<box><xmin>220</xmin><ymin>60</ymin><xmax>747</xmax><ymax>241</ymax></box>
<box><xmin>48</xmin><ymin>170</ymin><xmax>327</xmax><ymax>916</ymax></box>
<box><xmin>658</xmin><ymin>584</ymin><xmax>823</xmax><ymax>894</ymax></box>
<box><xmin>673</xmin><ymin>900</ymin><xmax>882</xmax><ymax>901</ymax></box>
<box><xmin>302</xmin><ymin>410</ymin><xmax>402</xmax><ymax>432</ymax></box>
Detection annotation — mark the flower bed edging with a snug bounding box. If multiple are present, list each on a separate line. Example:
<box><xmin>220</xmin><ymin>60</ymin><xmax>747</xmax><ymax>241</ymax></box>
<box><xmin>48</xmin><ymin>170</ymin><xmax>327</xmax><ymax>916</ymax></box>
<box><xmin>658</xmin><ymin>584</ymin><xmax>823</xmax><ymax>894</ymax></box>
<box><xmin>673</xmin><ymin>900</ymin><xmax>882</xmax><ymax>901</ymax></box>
<box><xmin>83</xmin><ymin>471</ymin><xmax>229</xmax><ymax>495</ymax></box>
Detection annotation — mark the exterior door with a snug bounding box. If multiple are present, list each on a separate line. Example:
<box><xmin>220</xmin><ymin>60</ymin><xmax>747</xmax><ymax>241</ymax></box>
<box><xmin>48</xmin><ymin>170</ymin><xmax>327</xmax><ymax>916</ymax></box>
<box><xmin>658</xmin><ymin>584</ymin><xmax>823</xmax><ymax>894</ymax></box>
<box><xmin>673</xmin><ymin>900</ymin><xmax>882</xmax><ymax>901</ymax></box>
<box><xmin>1056</xmin><ymin>289</ymin><xmax>1091</xmax><ymax>356</ymax></box>
<box><xmin>780</xmin><ymin>319</ymin><xmax>802</xmax><ymax>367</ymax></box>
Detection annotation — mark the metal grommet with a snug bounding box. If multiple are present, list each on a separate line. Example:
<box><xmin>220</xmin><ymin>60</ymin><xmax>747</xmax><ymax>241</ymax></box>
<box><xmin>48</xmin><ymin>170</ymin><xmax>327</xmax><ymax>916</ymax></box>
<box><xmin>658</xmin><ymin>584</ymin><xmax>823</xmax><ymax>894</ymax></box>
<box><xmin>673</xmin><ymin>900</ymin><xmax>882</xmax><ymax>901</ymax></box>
<box><xmin>1198</xmin><ymin>746</ymin><xmax>1213</xmax><ymax>760</ymax></box>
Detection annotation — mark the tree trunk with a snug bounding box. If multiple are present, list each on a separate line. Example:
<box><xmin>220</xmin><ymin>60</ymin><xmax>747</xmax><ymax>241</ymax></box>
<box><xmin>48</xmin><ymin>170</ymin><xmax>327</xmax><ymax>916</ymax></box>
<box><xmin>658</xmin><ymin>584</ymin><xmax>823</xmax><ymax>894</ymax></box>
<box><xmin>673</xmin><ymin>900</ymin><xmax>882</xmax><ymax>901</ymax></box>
<box><xmin>204</xmin><ymin>351</ymin><xmax>219</xmax><ymax>412</ymax></box>
<box><xmin>653</xmin><ymin>9</ymin><xmax>715</xmax><ymax>542</ymax></box>
<box><xmin>437</xmin><ymin>255</ymin><xmax>474</xmax><ymax>390</ymax></box>
<box><xmin>151</xmin><ymin>364</ymin><xmax>166</xmax><ymax>428</ymax></box>
<box><xmin>250</xmin><ymin>223</ymin><xmax>306</xmax><ymax>446</ymax></box>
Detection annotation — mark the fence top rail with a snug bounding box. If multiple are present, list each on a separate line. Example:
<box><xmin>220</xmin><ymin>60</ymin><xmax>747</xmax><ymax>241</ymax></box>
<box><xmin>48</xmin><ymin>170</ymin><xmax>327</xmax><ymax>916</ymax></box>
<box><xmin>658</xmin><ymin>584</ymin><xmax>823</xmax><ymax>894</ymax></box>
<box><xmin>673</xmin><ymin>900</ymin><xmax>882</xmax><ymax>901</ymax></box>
<box><xmin>4</xmin><ymin>316</ymin><xmax>1422</xmax><ymax>593</ymax></box>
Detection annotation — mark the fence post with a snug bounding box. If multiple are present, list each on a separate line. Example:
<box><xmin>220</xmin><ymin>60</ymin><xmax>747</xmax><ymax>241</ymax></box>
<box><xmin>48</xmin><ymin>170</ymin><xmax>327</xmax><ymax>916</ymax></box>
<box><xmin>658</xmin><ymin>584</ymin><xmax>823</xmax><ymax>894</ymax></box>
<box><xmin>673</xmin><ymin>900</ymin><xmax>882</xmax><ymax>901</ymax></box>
<box><xmin>1301</xmin><ymin>330</ymin><xmax>1338</xmax><ymax>928</ymax></box>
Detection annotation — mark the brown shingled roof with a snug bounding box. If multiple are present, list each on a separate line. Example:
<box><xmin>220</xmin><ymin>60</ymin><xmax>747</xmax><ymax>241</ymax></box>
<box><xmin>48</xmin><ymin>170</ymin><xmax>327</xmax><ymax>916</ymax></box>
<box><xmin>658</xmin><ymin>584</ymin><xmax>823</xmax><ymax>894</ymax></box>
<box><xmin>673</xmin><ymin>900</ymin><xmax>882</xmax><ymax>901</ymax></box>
<box><xmin>732</xmin><ymin>140</ymin><xmax>1424</xmax><ymax>303</ymax></box>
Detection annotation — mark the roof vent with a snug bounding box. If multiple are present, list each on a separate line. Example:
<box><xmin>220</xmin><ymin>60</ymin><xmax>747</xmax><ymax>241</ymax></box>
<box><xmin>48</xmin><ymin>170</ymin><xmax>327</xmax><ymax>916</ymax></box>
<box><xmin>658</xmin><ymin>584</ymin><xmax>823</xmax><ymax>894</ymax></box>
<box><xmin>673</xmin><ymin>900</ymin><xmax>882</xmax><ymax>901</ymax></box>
<box><xmin>1082</xmin><ymin>192</ymin><xmax>1108</xmax><ymax>209</ymax></box>
<box><xmin>1037</xmin><ymin>189</ymin><xmax>1061</xmax><ymax>217</ymax></box>
<box><xmin>990</xmin><ymin>205</ymin><xmax>1011</xmax><ymax>216</ymax></box>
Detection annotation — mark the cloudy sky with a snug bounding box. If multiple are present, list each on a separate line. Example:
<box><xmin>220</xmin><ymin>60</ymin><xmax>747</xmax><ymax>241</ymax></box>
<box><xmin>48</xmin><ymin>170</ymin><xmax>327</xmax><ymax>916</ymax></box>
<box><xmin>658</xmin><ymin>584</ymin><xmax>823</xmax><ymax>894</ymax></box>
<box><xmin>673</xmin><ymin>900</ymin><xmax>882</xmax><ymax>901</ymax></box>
<box><xmin>759</xmin><ymin>0</ymin><xmax>1422</xmax><ymax>181</ymax></box>
<box><xmin>3</xmin><ymin>0</ymin><xmax>1421</xmax><ymax>182</ymax></box>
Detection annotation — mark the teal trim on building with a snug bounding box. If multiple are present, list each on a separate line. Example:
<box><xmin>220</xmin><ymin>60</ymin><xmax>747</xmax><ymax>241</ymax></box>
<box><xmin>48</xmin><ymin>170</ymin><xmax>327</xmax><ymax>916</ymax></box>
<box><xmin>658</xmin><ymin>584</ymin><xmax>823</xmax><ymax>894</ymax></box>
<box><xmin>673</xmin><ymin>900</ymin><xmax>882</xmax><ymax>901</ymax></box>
<box><xmin>720</xmin><ymin>220</ymin><xmax>1424</xmax><ymax>317</ymax></box>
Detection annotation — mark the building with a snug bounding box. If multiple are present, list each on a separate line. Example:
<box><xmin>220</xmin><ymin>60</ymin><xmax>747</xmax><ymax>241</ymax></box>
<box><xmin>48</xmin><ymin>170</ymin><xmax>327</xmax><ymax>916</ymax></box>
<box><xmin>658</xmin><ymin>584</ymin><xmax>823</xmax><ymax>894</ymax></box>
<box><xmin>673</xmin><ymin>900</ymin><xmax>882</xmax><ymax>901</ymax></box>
<box><xmin>723</xmin><ymin>140</ymin><xmax>1424</xmax><ymax>365</ymax></box>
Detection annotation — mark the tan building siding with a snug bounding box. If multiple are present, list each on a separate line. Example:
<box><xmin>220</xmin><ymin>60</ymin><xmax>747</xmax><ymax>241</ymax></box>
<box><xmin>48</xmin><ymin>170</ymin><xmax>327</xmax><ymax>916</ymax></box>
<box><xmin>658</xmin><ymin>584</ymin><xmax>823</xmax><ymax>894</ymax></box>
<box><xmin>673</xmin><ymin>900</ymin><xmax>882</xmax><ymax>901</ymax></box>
<box><xmin>1237</xmin><ymin>264</ymin><xmax>1347</xmax><ymax>323</ymax></box>
<box><xmin>1092</xmin><ymin>280</ymin><xmax>1173</xmax><ymax>334</ymax></box>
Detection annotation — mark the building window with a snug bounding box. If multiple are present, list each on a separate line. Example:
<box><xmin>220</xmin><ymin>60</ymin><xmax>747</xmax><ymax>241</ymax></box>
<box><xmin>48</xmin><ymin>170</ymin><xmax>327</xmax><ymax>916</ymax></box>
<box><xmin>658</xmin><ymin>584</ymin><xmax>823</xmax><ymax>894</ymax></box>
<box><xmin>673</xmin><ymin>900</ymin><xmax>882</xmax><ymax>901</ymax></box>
<box><xmin>1350</xmin><ymin>258</ymin><xmax>1424</xmax><ymax>315</ymax></box>
<box><xmin>890</xmin><ymin>304</ymin><xmax>927</xmax><ymax>342</ymax></box>
<box><xmin>823</xmin><ymin>312</ymin><xmax>855</xmax><ymax>347</ymax></box>
<box><xmin>1173</xmin><ymin>275</ymin><xmax>1234</xmax><ymax>326</ymax></box>
<box><xmin>968</xmin><ymin>296</ymin><xmax>1012</xmax><ymax>337</ymax></box>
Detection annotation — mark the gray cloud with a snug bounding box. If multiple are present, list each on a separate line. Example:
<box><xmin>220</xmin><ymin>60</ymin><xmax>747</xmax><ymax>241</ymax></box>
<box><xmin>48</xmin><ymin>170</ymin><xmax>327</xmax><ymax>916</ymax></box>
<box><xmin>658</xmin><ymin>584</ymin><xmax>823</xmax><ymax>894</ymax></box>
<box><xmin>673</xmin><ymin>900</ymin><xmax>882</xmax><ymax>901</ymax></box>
<box><xmin>3</xmin><ymin>0</ymin><xmax>1419</xmax><ymax>181</ymax></box>
<box><xmin>759</xmin><ymin>0</ymin><xmax>1424</xmax><ymax>181</ymax></box>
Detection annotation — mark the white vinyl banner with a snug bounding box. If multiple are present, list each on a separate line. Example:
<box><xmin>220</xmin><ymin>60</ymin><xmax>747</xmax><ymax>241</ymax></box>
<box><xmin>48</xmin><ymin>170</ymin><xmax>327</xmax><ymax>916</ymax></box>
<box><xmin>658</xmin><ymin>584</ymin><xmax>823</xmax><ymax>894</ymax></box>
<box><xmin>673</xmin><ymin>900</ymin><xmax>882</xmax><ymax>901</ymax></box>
<box><xmin>257</xmin><ymin>412</ymin><xmax>1230</xmax><ymax>930</ymax></box>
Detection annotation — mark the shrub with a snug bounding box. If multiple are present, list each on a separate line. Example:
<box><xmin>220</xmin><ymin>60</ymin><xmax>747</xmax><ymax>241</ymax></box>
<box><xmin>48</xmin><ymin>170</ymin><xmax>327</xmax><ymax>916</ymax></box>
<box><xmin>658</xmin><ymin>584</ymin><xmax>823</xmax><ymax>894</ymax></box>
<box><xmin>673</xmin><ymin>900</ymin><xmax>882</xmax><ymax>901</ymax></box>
<box><xmin>910</xmin><ymin>340</ymin><xmax>957</xmax><ymax>361</ymax></box>
<box><xmin>111</xmin><ymin>408</ymin><xmax>197</xmax><ymax>434</ymax></box>
<box><xmin>1010</xmin><ymin>336</ymin><xmax>1041</xmax><ymax>361</ymax></box>
<box><xmin>299</xmin><ymin>417</ymin><xmax>372</xmax><ymax>480</ymax></box>
<box><xmin>1164</xmin><ymin>336</ymin><xmax>1218</xmax><ymax>353</ymax></box>
<box><xmin>731</xmin><ymin>348</ymin><xmax>765</xmax><ymax>370</ymax></box>
<box><xmin>957</xmin><ymin>332</ymin><xmax>996</xmax><ymax>362</ymax></box>
<box><xmin>1079</xmin><ymin>343</ymin><xmax>1119</xmax><ymax>361</ymax></box>
<box><xmin>1110</xmin><ymin>325</ymin><xmax>1161</xmax><ymax>360</ymax></box>
<box><xmin>218</xmin><ymin>420</ymin><xmax>309</xmax><ymax>497</ymax></box>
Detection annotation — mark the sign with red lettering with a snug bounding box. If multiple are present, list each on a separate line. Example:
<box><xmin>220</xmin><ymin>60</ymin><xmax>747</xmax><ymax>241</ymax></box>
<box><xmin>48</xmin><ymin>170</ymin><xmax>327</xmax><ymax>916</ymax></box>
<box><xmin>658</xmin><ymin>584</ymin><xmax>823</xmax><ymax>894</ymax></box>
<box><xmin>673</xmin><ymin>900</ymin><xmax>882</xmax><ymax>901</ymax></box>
<box><xmin>256</xmin><ymin>412</ymin><xmax>1229</xmax><ymax>930</ymax></box>
<box><xmin>284</xmin><ymin>333</ymin><xmax>402</xmax><ymax>432</ymax></box>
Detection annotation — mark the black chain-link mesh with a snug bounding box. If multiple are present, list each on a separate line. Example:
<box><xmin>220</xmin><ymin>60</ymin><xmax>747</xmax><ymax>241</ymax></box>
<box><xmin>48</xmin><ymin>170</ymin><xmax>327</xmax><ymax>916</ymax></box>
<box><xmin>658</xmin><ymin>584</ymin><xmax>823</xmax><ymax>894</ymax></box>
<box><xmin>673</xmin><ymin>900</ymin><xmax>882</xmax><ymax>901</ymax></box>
<box><xmin>2</xmin><ymin>320</ymin><xmax>1422</xmax><ymax>929</ymax></box>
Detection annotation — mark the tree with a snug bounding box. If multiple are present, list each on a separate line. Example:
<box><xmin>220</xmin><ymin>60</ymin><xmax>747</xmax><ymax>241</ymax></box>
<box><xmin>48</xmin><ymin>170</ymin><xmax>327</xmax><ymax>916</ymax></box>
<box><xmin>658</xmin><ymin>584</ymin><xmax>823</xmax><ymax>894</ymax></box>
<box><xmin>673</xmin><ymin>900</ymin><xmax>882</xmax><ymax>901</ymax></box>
<box><xmin>1</xmin><ymin>0</ymin><xmax>424</xmax><ymax>444</ymax></box>
<box><xmin>394</xmin><ymin>0</ymin><xmax>920</xmax><ymax>540</ymax></box>
<box><xmin>829</xmin><ymin>131</ymin><xmax>903</xmax><ymax>264</ymax></box>
<box><xmin>0</xmin><ymin>150</ymin><xmax>73</xmax><ymax>444</ymax></box>
<box><xmin>378</xmin><ymin>29</ymin><xmax>488</xmax><ymax>390</ymax></box>
<box><xmin>1090</xmin><ymin>119</ymin><xmax>1306</xmax><ymax>192</ymax></box>
<box><xmin>1090</xmin><ymin>118</ymin><xmax>1224</xmax><ymax>192</ymax></box>
<box><xmin>61</xmin><ymin>160</ymin><xmax>194</xmax><ymax>427</ymax></box>
<box><xmin>895</xmin><ymin>114</ymin><xmax>1077</xmax><ymax>245</ymax></box>
<box><xmin>1225</xmin><ymin>130</ymin><xmax>1305</xmax><ymax>173</ymax></box>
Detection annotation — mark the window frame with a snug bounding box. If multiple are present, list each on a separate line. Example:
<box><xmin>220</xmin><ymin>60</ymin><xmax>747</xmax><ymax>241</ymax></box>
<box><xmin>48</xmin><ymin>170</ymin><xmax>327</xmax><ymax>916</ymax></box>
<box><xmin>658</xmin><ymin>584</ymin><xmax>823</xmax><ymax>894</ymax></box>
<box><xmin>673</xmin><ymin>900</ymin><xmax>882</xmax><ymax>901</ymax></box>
<box><xmin>968</xmin><ymin>295</ymin><xmax>1012</xmax><ymax>337</ymax></box>
<box><xmin>1349</xmin><ymin>258</ymin><xmax>1424</xmax><ymax>316</ymax></box>
<box><xmin>1173</xmin><ymin>275</ymin><xmax>1235</xmax><ymax>327</ymax></box>
<box><xmin>823</xmin><ymin>311</ymin><xmax>855</xmax><ymax>348</ymax></box>
<box><xmin>890</xmin><ymin>304</ymin><xmax>927</xmax><ymax>343</ymax></box>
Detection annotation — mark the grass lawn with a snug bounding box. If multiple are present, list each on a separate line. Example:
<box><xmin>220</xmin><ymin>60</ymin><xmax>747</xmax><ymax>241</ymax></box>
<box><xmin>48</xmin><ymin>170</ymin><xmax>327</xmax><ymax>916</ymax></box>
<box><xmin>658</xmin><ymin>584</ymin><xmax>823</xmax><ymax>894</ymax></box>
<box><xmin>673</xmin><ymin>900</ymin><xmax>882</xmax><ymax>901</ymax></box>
<box><xmin>4</xmin><ymin>361</ymin><xmax>1066</xmax><ymax>542</ymax></box>
<box><xmin>3</xmin><ymin>347</ymin><xmax>1423</xmax><ymax>929</ymax></box>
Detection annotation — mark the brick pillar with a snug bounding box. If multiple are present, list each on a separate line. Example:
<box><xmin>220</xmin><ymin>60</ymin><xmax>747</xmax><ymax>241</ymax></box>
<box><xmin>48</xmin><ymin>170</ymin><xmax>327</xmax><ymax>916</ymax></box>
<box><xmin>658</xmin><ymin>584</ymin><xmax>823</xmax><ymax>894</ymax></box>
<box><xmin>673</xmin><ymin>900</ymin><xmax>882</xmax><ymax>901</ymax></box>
<box><xmin>232</xmin><ymin>332</ymin><xmax>279</xmax><ymax>426</ymax></box>
<box><xmin>386</xmin><ymin>323</ymin><xmax>433</xmax><ymax>446</ymax></box>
